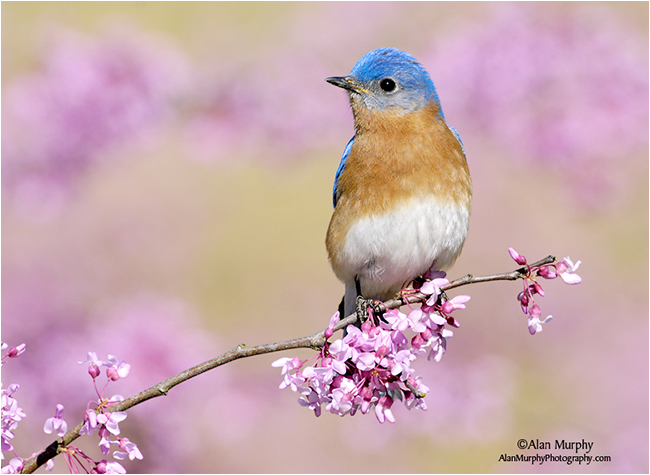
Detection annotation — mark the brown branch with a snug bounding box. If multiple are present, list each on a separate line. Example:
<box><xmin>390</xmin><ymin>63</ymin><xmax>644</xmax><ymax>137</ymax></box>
<box><xmin>21</xmin><ymin>254</ymin><xmax>556</xmax><ymax>474</ymax></box>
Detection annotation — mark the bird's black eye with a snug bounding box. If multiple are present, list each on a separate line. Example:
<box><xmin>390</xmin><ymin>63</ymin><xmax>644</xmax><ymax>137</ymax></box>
<box><xmin>379</xmin><ymin>78</ymin><xmax>397</xmax><ymax>93</ymax></box>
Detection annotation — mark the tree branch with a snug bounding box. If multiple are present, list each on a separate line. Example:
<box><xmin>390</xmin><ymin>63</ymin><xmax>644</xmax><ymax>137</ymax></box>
<box><xmin>382</xmin><ymin>254</ymin><xmax>557</xmax><ymax>309</ymax></box>
<box><xmin>21</xmin><ymin>255</ymin><xmax>556</xmax><ymax>474</ymax></box>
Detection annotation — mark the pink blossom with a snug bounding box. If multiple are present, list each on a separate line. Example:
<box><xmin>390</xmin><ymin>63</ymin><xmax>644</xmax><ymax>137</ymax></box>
<box><xmin>271</xmin><ymin>357</ymin><xmax>302</xmax><ymax>375</ymax></box>
<box><xmin>302</xmin><ymin>365</ymin><xmax>336</xmax><ymax>387</ymax></box>
<box><xmin>557</xmin><ymin>257</ymin><xmax>582</xmax><ymax>284</ymax></box>
<box><xmin>329</xmin><ymin>338</ymin><xmax>356</xmax><ymax>367</ymax></box>
<box><xmin>43</xmin><ymin>404</ymin><xmax>67</xmax><ymax>437</ymax></box>
<box><xmin>81</xmin><ymin>408</ymin><xmax>98</xmax><ymax>436</ymax></box>
<box><xmin>427</xmin><ymin>330</ymin><xmax>453</xmax><ymax>363</ymax></box>
<box><xmin>421</xmin><ymin>277</ymin><xmax>450</xmax><ymax>305</ymax></box>
<box><xmin>441</xmin><ymin>295</ymin><xmax>471</xmax><ymax>313</ymax></box>
<box><xmin>105</xmin><ymin>355</ymin><xmax>131</xmax><ymax>381</ymax></box>
<box><xmin>272</xmin><ymin>357</ymin><xmax>305</xmax><ymax>389</ymax></box>
<box><xmin>528</xmin><ymin>315</ymin><xmax>553</xmax><ymax>335</ymax></box>
<box><xmin>95</xmin><ymin>460</ymin><xmax>126</xmax><ymax>474</ymax></box>
<box><xmin>1</xmin><ymin>458</ymin><xmax>23</xmax><ymax>474</ymax></box>
<box><xmin>424</xmin><ymin>310</ymin><xmax>447</xmax><ymax>328</ymax></box>
<box><xmin>325</xmin><ymin>379</ymin><xmax>356</xmax><ymax>416</ymax></box>
<box><xmin>99</xmin><ymin>436</ymin><xmax>112</xmax><ymax>456</ymax></box>
<box><xmin>383</xmin><ymin>309</ymin><xmax>410</xmax><ymax>332</ymax></box>
<box><xmin>374</xmin><ymin>396</ymin><xmax>396</xmax><ymax>424</ymax></box>
<box><xmin>406</xmin><ymin>308</ymin><xmax>428</xmax><ymax>333</ymax></box>
<box><xmin>1</xmin><ymin>381</ymin><xmax>26</xmax><ymax>456</ymax></box>
<box><xmin>298</xmin><ymin>388</ymin><xmax>324</xmax><ymax>417</ymax></box>
<box><xmin>96</xmin><ymin>411</ymin><xmax>127</xmax><ymax>436</ymax></box>
<box><xmin>113</xmin><ymin>437</ymin><xmax>143</xmax><ymax>461</ymax></box>
<box><xmin>355</xmin><ymin>352</ymin><xmax>377</xmax><ymax>372</ymax></box>
<box><xmin>391</xmin><ymin>350</ymin><xmax>416</xmax><ymax>379</ymax></box>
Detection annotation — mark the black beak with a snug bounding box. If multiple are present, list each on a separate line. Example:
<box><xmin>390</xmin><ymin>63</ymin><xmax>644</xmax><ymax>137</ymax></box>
<box><xmin>326</xmin><ymin>76</ymin><xmax>365</xmax><ymax>93</ymax></box>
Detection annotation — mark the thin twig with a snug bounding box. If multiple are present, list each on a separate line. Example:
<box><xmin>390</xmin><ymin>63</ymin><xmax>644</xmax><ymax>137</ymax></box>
<box><xmin>21</xmin><ymin>255</ymin><xmax>556</xmax><ymax>474</ymax></box>
<box><xmin>382</xmin><ymin>255</ymin><xmax>557</xmax><ymax>310</ymax></box>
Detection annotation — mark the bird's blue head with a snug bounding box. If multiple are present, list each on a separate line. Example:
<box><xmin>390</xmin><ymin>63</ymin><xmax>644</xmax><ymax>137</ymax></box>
<box><xmin>326</xmin><ymin>47</ymin><xmax>443</xmax><ymax>117</ymax></box>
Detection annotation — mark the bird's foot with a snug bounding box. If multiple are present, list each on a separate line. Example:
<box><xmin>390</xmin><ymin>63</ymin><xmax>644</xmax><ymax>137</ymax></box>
<box><xmin>356</xmin><ymin>296</ymin><xmax>385</xmax><ymax>324</ymax></box>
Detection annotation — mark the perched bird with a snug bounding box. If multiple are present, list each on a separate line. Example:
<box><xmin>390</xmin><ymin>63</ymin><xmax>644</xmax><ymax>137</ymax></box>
<box><xmin>325</xmin><ymin>47</ymin><xmax>472</xmax><ymax>319</ymax></box>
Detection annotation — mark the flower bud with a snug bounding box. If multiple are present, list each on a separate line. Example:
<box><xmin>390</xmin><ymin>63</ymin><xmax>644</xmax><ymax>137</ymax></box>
<box><xmin>106</xmin><ymin>366</ymin><xmax>120</xmax><ymax>381</ymax></box>
<box><xmin>508</xmin><ymin>247</ymin><xmax>527</xmax><ymax>265</ymax></box>
<box><xmin>7</xmin><ymin>344</ymin><xmax>26</xmax><ymax>358</ymax></box>
<box><xmin>517</xmin><ymin>291</ymin><xmax>530</xmax><ymax>307</ymax></box>
<box><xmin>96</xmin><ymin>460</ymin><xmax>108</xmax><ymax>474</ymax></box>
<box><xmin>88</xmin><ymin>363</ymin><xmax>101</xmax><ymax>379</ymax></box>
<box><xmin>446</xmin><ymin>315</ymin><xmax>459</xmax><ymax>328</ymax></box>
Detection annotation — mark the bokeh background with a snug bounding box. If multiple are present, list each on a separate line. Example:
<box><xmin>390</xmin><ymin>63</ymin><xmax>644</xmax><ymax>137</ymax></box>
<box><xmin>2</xmin><ymin>2</ymin><xmax>648</xmax><ymax>473</ymax></box>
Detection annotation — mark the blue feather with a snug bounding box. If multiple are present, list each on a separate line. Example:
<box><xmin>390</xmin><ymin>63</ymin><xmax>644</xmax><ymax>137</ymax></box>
<box><xmin>447</xmin><ymin>125</ymin><xmax>466</xmax><ymax>159</ymax></box>
<box><xmin>333</xmin><ymin>136</ymin><xmax>354</xmax><ymax>207</ymax></box>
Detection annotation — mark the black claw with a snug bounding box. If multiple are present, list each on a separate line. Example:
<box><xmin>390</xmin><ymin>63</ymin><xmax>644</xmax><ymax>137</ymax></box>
<box><xmin>356</xmin><ymin>295</ymin><xmax>369</xmax><ymax>323</ymax></box>
<box><xmin>355</xmin><ymin>295</ymin><xmax>386</xmax><ymax>324</ymax></box>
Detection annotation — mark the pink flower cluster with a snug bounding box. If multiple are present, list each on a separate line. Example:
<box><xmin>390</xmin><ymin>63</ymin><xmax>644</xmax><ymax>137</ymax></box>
<box><xmin>508</xmin><ymin>248</ymin><xmax>582</xmax><ymax>334</ymax></box>
<box><xmin>273</xmin><ymin>274</ymin><xmax>470</xmax><ymax>423</ymax></box>
<box><xmin>1</xmin><ymin>349</ymin><xmax>142</xmax><ymax>474</ymax></box>
<box><xmin>1</xmin><ymin>343</ymin><xmax>27</xmax><ymax>474</ymax></box>
<box><xmin>67</xmin><ymin>352</ymin><xmax>143</xmax><ymax>473</ymax></box>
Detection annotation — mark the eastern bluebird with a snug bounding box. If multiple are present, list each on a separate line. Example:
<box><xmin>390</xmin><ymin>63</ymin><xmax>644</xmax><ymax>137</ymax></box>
<box><xmin>325</xmin><ymin>47</ymin><xmax>472</xmax><ymax>319</ymax></box>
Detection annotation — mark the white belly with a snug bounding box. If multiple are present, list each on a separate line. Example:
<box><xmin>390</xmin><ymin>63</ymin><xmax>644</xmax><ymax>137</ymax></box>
<box><xmin>339</xmin><ymin>195</ymin><xmax>469</xmax><ymax>299</ymax></box>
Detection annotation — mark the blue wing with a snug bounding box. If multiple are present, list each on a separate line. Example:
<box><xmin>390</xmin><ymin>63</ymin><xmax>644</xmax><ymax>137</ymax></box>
<box><xmin>333</xmin><ymin>136</ymin><xmax>354</xmax><ymax>207</ymax></box>
<box><xmin>447</xmin><ymin>125</ymin><xmax>466</xmax><ymax>159</ymax></box>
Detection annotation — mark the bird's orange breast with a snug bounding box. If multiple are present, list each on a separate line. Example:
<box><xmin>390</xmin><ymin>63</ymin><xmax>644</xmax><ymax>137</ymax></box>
<box><xmin>326</xmin><ymin>101</ymin><xmax>472</xmax><ymax>278</ymax></box>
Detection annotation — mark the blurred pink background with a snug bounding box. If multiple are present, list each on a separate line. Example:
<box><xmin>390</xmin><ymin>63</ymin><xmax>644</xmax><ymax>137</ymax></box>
<box><xmin>2</xmin><ymin>2</ymin><xmax>648</xmax><ymax>473</ymax></box>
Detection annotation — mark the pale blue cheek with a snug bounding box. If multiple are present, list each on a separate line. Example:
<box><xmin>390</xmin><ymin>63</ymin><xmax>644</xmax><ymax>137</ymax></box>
<box><xmin>363</xmin><ymin>92</ymin><xmax>427</xmax><ymax>113</ymax></box>
<box><xmin>361</xmin><ymin>90</ymin><xmax>444</xmax><ymax>119</ymax></box>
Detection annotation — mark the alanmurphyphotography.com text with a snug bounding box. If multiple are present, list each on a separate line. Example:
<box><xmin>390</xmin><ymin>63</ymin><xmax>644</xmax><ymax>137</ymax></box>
<box><xmin>498</xmin><ymin>438</ymin><xmax>612</xmax><ymax>466</ymax></box>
